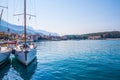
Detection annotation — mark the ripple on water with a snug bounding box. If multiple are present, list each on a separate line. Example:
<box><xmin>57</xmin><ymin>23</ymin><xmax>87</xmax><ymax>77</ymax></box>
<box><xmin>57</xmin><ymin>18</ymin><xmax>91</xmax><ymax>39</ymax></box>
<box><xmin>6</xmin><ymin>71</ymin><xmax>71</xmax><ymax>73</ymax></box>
<box><xmin>1</xmin><ymin>40</ymin><xmax>120</xmax><ymax>80</ymax></box>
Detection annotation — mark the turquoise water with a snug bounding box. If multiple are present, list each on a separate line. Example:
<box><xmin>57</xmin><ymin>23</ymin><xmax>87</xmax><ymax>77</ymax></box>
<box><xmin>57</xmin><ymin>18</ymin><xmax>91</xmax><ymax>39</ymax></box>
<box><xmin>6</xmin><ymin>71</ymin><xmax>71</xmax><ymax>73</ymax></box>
<box><xmin>0</xmin><ymin>40</ymin><xmax>120</xmax><ymax>80</ymax></box>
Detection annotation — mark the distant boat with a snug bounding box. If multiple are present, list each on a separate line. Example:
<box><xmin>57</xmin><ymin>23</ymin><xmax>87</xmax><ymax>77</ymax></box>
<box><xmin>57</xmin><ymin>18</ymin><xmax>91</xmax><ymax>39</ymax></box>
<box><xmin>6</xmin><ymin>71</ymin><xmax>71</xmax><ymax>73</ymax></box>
<box><xmin>0</xmin><ymin>5</ymin><xmax>11</xmax><ymax>65</ymax></box>
<box><xmin>13</xmin><ymin>0</ymin><xmax>37</xmax><ymax>66</ymax></box>
<box><xmin>6</xmin><ymin>41</ymin><xmax>17</xmax><ymax>44</ymax></box>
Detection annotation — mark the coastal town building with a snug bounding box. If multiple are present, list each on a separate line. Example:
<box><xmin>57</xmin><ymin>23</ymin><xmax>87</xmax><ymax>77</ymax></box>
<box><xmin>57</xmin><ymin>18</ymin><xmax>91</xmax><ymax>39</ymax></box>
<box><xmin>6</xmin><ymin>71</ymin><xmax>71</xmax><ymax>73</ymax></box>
<box><xmin>88</xmin><ymin>36</ymin><xmax>101</xmax><ymax>40</ymax></box>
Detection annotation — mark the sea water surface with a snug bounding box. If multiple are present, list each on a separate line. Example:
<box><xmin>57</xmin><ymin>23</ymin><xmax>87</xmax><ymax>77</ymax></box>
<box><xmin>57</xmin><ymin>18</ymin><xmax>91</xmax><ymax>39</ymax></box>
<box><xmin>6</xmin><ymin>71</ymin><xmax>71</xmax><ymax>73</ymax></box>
<box><xmin>0</xmin><ymin>40</ymin><xmax>120</xmax><ymax>80</ymax></box>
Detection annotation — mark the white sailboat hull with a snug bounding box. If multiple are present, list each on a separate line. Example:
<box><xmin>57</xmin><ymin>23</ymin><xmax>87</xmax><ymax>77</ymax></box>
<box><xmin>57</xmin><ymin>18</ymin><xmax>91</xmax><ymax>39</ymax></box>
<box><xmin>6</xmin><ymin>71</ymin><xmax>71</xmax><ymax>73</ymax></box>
<box><xmin>0</xmin><ymin>51</ymin><xmax>11</xmax><ymax>65</ymax></box>
<box><xmin>14</xmin><ymin>48</ymin><xmax>37</xmax><ymax>66</ymax></box>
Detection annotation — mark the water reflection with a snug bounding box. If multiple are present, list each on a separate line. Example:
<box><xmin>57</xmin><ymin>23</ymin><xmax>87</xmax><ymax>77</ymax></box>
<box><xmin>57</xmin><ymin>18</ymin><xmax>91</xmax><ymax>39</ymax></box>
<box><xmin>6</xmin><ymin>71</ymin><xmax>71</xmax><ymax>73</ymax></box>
<box><xmin>12</xmin><ymin>58</ymin><xmax>37</xmax><ymax>80</ymax></box>
<box><xmin>0</xmin><ymin>60</ymin><xmax>11</xmax><ymax>80</ymax></box>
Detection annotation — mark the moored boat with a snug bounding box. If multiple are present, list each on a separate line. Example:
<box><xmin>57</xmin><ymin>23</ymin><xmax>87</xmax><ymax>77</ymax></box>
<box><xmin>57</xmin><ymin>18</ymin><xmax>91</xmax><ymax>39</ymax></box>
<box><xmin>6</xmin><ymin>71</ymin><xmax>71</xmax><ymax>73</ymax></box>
<box><xmin>13</xmin><ymin>0</ymin><xmax>37</xmax><ymax>66</ymax></box>
<box><xmin>0</xmin><ymin>4</ymin><xmax>11</xmax><ymax>65</ymax></box>
<box><xmin>14</xmin><ymin>43</ymin><xmax>37</xmax><ymax>65</ymax></box>
<box><xmin>6</xmin><ymin>40</ymin><xmax>17</xmax><ymax>44</ymax></box>
<box><xmin>0</xmin><ymin>43</ymin><xmax>11</xmax><ymax>65</ymax></box>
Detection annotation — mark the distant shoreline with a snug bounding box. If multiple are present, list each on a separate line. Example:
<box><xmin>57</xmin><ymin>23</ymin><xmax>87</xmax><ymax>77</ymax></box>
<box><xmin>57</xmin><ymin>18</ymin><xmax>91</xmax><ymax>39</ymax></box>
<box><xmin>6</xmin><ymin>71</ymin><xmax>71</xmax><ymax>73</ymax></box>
<box><xmin>37</xmin><ymin>38</ymin><xmax>120</xmax><ymax>42</ymax></box>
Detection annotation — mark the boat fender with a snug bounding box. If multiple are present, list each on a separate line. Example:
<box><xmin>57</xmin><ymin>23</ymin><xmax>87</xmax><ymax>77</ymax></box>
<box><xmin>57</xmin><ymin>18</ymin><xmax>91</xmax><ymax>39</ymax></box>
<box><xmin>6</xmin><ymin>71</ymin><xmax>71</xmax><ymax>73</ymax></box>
<box><xmin>12</xmin><ymin>49</ymin><xmax>16</xmax><ymax>54</ymax></box>
<box><xmin>24</xmin><ymin>50</ymin><xmax>28</xmax><ymax>54</ymax></box>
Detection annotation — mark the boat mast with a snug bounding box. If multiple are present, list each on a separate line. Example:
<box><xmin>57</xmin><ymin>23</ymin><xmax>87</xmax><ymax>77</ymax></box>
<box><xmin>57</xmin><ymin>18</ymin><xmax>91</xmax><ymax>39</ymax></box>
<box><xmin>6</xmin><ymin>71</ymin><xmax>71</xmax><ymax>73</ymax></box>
<box><xmin>0</xmin><ymin>6</ymin><xmax>8</xmax><ymax>25</ymax></box>
<box><xmin>13</xmin><ymin>0</ymin><xmax>35</xmax><ymax>45</ymax></box>
<box><xmin>24</xmin><ymin>0</ymin><xmax>27</xmax><ymax>45</ymax></box>
<box><xmin>0</xmin><ymin>9</ymin><xmax>4</xmax><ymax>21</ymax></box>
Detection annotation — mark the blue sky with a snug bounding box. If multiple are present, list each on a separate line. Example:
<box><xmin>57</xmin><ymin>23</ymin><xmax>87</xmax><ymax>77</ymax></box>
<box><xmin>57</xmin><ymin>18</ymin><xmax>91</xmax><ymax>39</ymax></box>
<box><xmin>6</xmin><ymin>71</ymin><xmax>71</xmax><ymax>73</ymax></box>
<box><xmin>0</xmin><ymin>0</ymin><xmax>120</xmax><ymax>35</ymax></box>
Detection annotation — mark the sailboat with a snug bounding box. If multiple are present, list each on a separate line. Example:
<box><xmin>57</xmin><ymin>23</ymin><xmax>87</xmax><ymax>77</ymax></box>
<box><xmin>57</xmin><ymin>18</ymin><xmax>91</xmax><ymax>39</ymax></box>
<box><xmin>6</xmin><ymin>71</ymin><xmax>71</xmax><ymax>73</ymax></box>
<box><xmin>0</xmin><ymin>42</ymin><xmax>11</xmax><ymax>65</ymax></box>
<box><xmin>14</xmin><ymin>0</ymin><xmax>37</xmax><ymax>66</ymax></box>
<box><xmin>0</xmin><ymin>5</ymin><xmax>11</xmax><ymax>65</ymax></box>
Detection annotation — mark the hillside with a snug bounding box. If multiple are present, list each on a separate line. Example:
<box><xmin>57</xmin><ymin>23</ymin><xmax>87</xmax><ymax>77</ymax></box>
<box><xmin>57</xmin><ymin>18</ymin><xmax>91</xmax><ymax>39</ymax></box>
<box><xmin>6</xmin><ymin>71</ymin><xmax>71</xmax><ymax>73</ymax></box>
<box><xmin>64</xmin><ymin>31</ymin><xmax>120</xmax><ymax>40</ymax></box>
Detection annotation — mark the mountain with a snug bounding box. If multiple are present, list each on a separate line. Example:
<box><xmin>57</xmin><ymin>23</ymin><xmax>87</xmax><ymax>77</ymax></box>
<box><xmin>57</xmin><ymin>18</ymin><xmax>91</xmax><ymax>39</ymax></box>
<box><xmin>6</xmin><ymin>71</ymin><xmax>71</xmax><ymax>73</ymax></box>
<box><xmin>36</xmin><ymin>30</ymin><xmax>59</xmax><ymax>36</ymax></box>
<box><xmin>0</xmin><ymin>20</ymin><xmax>59</xmax><ymax>36</ymax></box>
